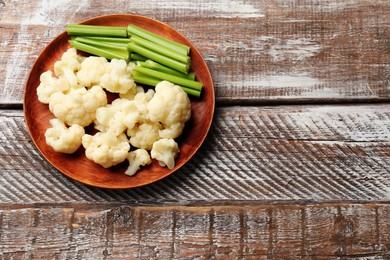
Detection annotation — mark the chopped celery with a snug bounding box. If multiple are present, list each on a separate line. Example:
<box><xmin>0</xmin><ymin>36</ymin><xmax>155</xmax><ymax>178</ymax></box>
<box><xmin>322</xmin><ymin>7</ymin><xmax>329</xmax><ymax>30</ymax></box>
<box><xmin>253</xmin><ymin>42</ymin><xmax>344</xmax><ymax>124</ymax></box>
<box><xmin>127</xmin><ymin>24</ymin><xmax>189</xmax><ymax>56</ymax></box>
<box><xmin>128</xmin><ymin>42</ymin><xmax>189</xmax><ymax>74</ymax></box>
<box><xmin>133</xmin><ymin>66</ymin><xmax>202</xmax><ymax>91</ymax></box>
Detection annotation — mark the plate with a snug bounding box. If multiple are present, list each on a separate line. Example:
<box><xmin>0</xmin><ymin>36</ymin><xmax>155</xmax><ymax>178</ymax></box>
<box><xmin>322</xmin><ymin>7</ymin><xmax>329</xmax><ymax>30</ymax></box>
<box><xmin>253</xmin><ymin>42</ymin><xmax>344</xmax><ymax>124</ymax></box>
<box><xmin>24</xmin><ymin>14</ymin><xmax>214</xmax><ymax>189</ymax></box>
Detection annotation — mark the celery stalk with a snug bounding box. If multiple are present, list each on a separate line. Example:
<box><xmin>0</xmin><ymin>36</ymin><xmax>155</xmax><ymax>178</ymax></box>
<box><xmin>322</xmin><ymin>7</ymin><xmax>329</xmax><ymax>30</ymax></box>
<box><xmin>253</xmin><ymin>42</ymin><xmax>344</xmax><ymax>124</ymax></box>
<box><xmin>127</xmin><ymin>24</ymin><xmax>190</xmax><ymax>56</ymax></box>
<box><xmin>138</xmin><ymin>60</ymin><xmax>195</xmax><ymax>80</ymax></box>
<box><xmin>130</xmin><ymin>53</ymin><xmax>148</xmax><ymax>61</ymax></box>
<box><xmin>131</xmin><ymin>35</ymin><xmax>190</xmax><ymax>64</ymax></box>
<box><xmin>69</xmin><ymin>40</ymin><xmax>129</xmax><ymax>61</ymax></box>
<box><xmin>66</xmin><ymin>24</ymin><xmax>128</xmax><ymax>37</ymax></box>
<box><xmin>132</xmin><ymin>71</ymin><xmax>201</xmax><ymax>97</ymax></box>
<box><xmin>133</xmin><ymin>66</ymin><xmax>202</xmax><ymax>91</ymax></box>
<box><xmin>128</xmin><ymin>42</ymin><xmax>189</xmax><ymax>74</ymax></box>
<box><xmin>80</xmin><ymin>36</ymin><xmax>130</xmax><ymax>46</ymax></box>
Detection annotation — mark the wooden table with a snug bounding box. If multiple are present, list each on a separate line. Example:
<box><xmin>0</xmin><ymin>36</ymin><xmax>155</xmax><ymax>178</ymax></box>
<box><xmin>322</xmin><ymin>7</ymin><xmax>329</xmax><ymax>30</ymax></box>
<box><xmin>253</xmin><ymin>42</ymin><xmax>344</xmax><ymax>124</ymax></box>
<box><xmin>1</xmin><ymin>0</ymin><xmax>390</xmax><ymax>258</ymax></box>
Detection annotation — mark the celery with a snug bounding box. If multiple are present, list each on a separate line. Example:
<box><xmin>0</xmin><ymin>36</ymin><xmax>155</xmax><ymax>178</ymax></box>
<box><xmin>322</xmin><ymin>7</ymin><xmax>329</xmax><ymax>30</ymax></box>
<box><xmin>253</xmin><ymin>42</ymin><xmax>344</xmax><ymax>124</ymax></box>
<box><xmin>128</xmin><ymin>42</ymin><xmax>189</xmax><ymax>74</ymax></box>
<box><xmin>130</xmin><ymin>53</ymin><xmax>148</xmax><ymax>61</ymax></box>
<box><xmin>133</xmin><ymin>66</ymin><xmax>202</xmax><ymax>91</ymax></box>
<box><xmin>180</xmin><ymin>86</ymin><xmax>202</xmax><ymax>98</ymax></box>
<box><xmin>130</xmin><ymin>35</ymin><xmax>190</xmax><ymax>64</ymax></box>
<box><xmin>137</xmin><ymin>60</ymin><xmax>195</xmax><ymax>80</ymax></box>
<box><xmin>69</xmin><ymin>40</ymin><xmax>129</xmax><ymax>61</ymax></box>
<box><xmin>66</xmin><ymin>24</ymin><xmax>128</xmax><ymax>37</ymax></box>
<box><xmin>132</xmin><ymin>71</ymin><xmax>161</xmax><ymax>86</ymax></box>
<box><xmin>127</xmin><ymin>24</ymin><xmax>190</xmax><ymax>56</ymax></box>
<box><xmin>132</xmin><ymin>71</ymin><xmax>201</xmax><ymax>97</ymax></box>
<box><xmin>80</xmin><ymin>36</ymin><xmax>130</xmax><ymax>46</ymax></box>
<box><xmin>72</xmin><ymin>37</ymin><xmax>129</xmax><ymax>61</ymax></box>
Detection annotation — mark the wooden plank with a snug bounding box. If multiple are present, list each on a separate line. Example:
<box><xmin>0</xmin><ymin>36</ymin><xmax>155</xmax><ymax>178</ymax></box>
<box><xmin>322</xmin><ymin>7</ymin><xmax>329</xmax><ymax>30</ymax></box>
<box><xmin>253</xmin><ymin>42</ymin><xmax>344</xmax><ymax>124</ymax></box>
<box><xmin>2</xmin><ymin>0</ymin><xmax>390</xmax><ymax>104</ymax></box>
<box><xmin>0</xmin><ymin>104</ymin><xmax>389</xmax><ymax>204</ymax></box>
<box><xmin>0</xmin><ymin>204</ymin><xmax>389</xmax><ymax>258</ymax></box>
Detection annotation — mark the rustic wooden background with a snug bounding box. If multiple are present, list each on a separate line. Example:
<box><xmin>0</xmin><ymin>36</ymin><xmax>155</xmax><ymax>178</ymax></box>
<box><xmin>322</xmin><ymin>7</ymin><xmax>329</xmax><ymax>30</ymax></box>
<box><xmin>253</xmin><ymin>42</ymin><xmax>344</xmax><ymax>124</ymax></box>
<box><xmin>1</xmin><ymin>0</ymin><xmax>390</xmax><ymax>258</ymax></box>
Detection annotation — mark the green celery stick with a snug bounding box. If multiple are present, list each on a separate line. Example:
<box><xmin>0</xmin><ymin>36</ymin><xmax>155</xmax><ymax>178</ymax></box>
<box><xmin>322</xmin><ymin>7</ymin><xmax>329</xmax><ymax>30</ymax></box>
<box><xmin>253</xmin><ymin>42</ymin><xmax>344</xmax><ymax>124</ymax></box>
<box><xmin>132</xmin><ymin>71</ymin><xmax>201</xmax><ymax>97</ymax></box>
<box><xmin>69</xmin><ymin>40</ymin><xmax>129</xmax><ymax>61</ymax></box>
<box><xmin>66</xmin><ymin>24</ymin><xmax>128</xmax><ymax>37</ymax></box>
<box><xmin>128</xmin><ymin>42</ymin><xmax>189</xmax><ymax>74</ymax></box>
<box><xmin>138</xmin><ymin>60</ymin><xmax>195</xmax><ymax>80</ymax></box>
<box><xmin>73</xmin><ymin>37</ymin><xmax>129</xmax><ymax>61</ymax></box>
<box><xmin>130</xmin><ymin>35</ymin><xmax>190</xmax><ymax>64</ymax></box>
<box><xmin>130</xmin><ymin>53</ymin><xmax>148</xmax><ymax>61</ymax></box>
<box><xmin>127</xmin><ymin>24</ymin><xmax>189</xmax><ymax>56</ymax></box>
<box><xmin>133</xmin><ymin>66</ymin><xmax>202</xmax><ymax>91</ymax></box>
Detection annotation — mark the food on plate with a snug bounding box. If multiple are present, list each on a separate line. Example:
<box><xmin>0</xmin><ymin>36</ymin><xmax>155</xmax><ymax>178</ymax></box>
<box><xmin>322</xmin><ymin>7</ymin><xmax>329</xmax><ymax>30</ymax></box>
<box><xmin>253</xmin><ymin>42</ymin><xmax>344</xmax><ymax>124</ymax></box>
<box><xmin>151</xmin><ymin>138</ymin><xmax>180</xmax><ymax>170</ymax></box>
<box><xmin>45</xmin><ymin>118</ymin><xmax>85</xmax><ymax>154</ymax></box>
<box><xmin>66</xmin><ymin>23</ymin><xmax>202</xmax><ymax>97</ymax></box>
<box><xmin>147</xmin><ymin>80</ymin><xmax>191</xmax><ymax>139</ymax></box>
<box><xmin>125</xmin><ymin>149</ymin><xmax>152</xmax><ymax>176</ymax></box>
<box><xmin>36</xmin><ymin>22</ymin><xmax>200</xmax><ymax>176</ymax></box>
<box><xmin>82</xmin><ymin>132</ymin><xmax>130</xmax><ymax>168</ymax></box>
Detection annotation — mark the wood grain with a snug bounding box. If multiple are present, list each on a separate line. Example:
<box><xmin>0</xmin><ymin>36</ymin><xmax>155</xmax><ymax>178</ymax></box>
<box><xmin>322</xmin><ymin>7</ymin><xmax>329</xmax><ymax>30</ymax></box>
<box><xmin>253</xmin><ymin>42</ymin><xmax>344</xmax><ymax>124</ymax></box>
<box><xmin>1</xmin><ymin>104</ymin><xmax>389</xmax><ymax>204</ymax></box>
<box><xmin>0</xmin><ymin>204</ymin><xmax>389</xmax><ymax>258</ymax></box>
<box><xmin>1</xmin><ymin>0</ymin><xmax>390</xmax><ymax>104</ymax></box>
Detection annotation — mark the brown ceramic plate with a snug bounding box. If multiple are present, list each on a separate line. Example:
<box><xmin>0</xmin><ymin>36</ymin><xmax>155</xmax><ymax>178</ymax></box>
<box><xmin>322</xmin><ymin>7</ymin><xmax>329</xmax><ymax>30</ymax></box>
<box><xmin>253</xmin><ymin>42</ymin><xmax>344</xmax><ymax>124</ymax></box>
<box><xmin>24</xmin><ymin>14</ymin><xmax>214</xmax><ymax>189</ymax></box>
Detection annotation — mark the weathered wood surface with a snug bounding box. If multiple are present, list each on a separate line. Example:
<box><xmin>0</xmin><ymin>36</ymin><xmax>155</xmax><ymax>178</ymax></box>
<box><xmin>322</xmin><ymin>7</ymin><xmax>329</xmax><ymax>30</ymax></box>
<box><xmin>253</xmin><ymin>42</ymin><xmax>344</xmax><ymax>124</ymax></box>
<box><xmin>0</xmin><ymin>204</ymin><xmax>390</xmax><ymax>259</ymax></box>
<box><xmin>2</xmin><ymin>0</ymin><xmax>390</xmax><ymax>258</ymax></box>
<box><xmin>1</xmin><ymin>0</ymin><xmax>390</xmax><ymax>105</ymax></box>
<box><xmin>1</xmin><ymin>104</ymin><xmax>389</xmax><ymax>205</ymax></box>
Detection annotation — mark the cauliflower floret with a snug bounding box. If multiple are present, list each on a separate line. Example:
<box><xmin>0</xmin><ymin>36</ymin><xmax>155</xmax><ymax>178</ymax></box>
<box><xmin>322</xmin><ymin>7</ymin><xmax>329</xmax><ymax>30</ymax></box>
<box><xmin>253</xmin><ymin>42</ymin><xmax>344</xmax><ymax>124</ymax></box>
<box><xmin>134</xmin><ymin>88</ymin><xmax>155</xmax><ymax>104</ymax></box>
<box><xmin>125</xmin><ymin>149</ymin><xmax>152</xmax><ymax>176</ymax></box>
<box><xmin>100</xmin><ymin>59</ymin><xmax>136</xmax><ymax>94</ymax></box>
<box><xmin>54</xmin><ymin>48</ymin><xmax>82</xmax><ymax>89</ymax></box>
<box><xmin>45</xmin><ymin>118</ymin><xmax>85</xmax><ymax>154</ymax></box>
<box><xmin>147</xmin><ymin>81</ymin><xmax>191</xmax><ymax>139</ymax></box>
<box><xmin>127</xmin><ymin>121</ymin><xmax>162</xmax><ymax>150</ymax></box>
<box><xmin>150</xmin><ymin>138</ymin><xmax>180</xmax><ymax>170</ymax></box>
<box><xmin>94</xmin><ymin>98</ymin><xmax>148</xmax><ymax>135</ymax></box>
<box><xmin>49</xmin><ymin>85</ymin><xmax>107</xmax><ymax>127</ymax></box>
<box><xmin>36</xmin><ymin>71</ymin><xmax>70</xmax><ymax>104</ymax></box>
<box><xmin>77</xmin><ymin>56</ymin><xmax>108</xmax><ymax>87</ymax></box>
<box><xmin>82</xmin><ymin>132</ymin><xmax>130</xmax><ymax>168</ymax></box>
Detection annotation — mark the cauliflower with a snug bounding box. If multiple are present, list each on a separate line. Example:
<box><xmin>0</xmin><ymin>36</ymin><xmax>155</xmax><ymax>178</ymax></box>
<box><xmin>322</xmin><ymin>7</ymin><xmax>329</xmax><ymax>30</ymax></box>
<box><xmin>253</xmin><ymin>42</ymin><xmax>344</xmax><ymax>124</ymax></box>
<box><xmin>134</xmin><ymin>88</ymin><xmax>155</xmax><ymax>104</ymax></box>
<box><xmin>150</xmin><ymin>138</ymin><xmax>180</xmax><ymax>170</ymax></box>
<box><xmin>125</xmin><ymin>149</ymin><xmax>152</xmax><ymax>176</ymax></box>
<box><xmin>45</xmin><ymin>118</ymin><xmax>85</xmax><ymax>154</ymax></box>
<box><xmin>147</xmin><ymin>81</ymin><xmax>191</xmax><ymax>139</ymax></box>
<box><xmin>94</xmin><ymin>98</ymin><xmax>148</xmax><ymax>135</ymax></box>
<box><xmin>77</xmin><ymin>56</ymin><xmax>108</xmax><ymax>87</ymax></box>
<box><xmin>82</xmin><ymin>132</ymin><xmax>130</xmax><ymax>168</ymax></box>
<box><xmin>127</xmin><ymin>121</ymin><xmax>162</xmax><ymax>150</ymax></box>
<box><xmin>99</xmin><ymin>59</ymin><xmax>136</xmax><ymax>94</ymax></box>
<box><xmin>119</xmin><ymin>86</ymin><xmax>155</xmax><ymax>101</ymax></box>
<box><xmin>49</xmin><ymin>85</ymin><xmax>107</xmax><ymax>127</ymax></box>
<box><xmin>36</xmin><ymin>71</ymin><xmax>70</xmax><ymax>104</ymax></box>
<box><xmin>54</xmin><ymin>48</ymin><xmax>82</xmax><ymax>89</ymax></box>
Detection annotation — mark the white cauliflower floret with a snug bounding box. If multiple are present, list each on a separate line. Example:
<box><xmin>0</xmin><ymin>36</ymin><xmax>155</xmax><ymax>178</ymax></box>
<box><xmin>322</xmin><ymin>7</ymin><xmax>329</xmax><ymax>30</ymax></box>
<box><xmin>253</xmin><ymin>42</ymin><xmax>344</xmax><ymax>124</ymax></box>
<box><xmin>54</xmin><ymin>48</ymin><xmax>82</xmax><ymax>89</ymax></box>
<box><xmin>77</xmin><ymin>56</ymin><xmax>108</xmax><ymax>87</ymax></box>
<box><xmin>49</xmin><ymin>85</ymin><xmax>107</xmax><ymax>127</ymax></box>
<box><xmin>36</xmin><ymin>71</ymin><xmax>70</xmax><ymax>104</ymax></box>
<box><xmin>45</xmin><ymin>118</ymin><xmax>85</xmax><ymax>154</ymax></box>
<box><xmin>125</xmin><ymin>149</ymin><xmax>152</xmax><ymax>176</ymax></box>
<box><xmin>147</xmin><ymin>81</ymin><xmax>191</xmax><ymax>139</ymax></box>
<box><xmin>82</xmin><ymin>132</ymin><xmax>130</xmax><ymax>168</ymax></box>
<box><xmin>150</xmin><ymin>138</ymin><xmax>180</xmax><ymax>170</ymax></box>
<box><xmin>134</xmin><ymin>88</ymin><xmax>155</xmax><ymax>104</ymax></box>
<box><xmin>94</xmin><ymin>98</ymin><xmax>148</xmax><ymax>135</ymax></box>
<box><xmin>119</xmin><ymin>86</ymin><xmax>140</xmax><ymax>100</ymax></box>
<box><xmin>100</xmin><ymin>59</ymin><xmax>136</xmax><ymax>94</ymax></box>
<box><xmin>127</xmin><ymin>121</ymin><xmax>162</xmax><ymax>150</ymax></box>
